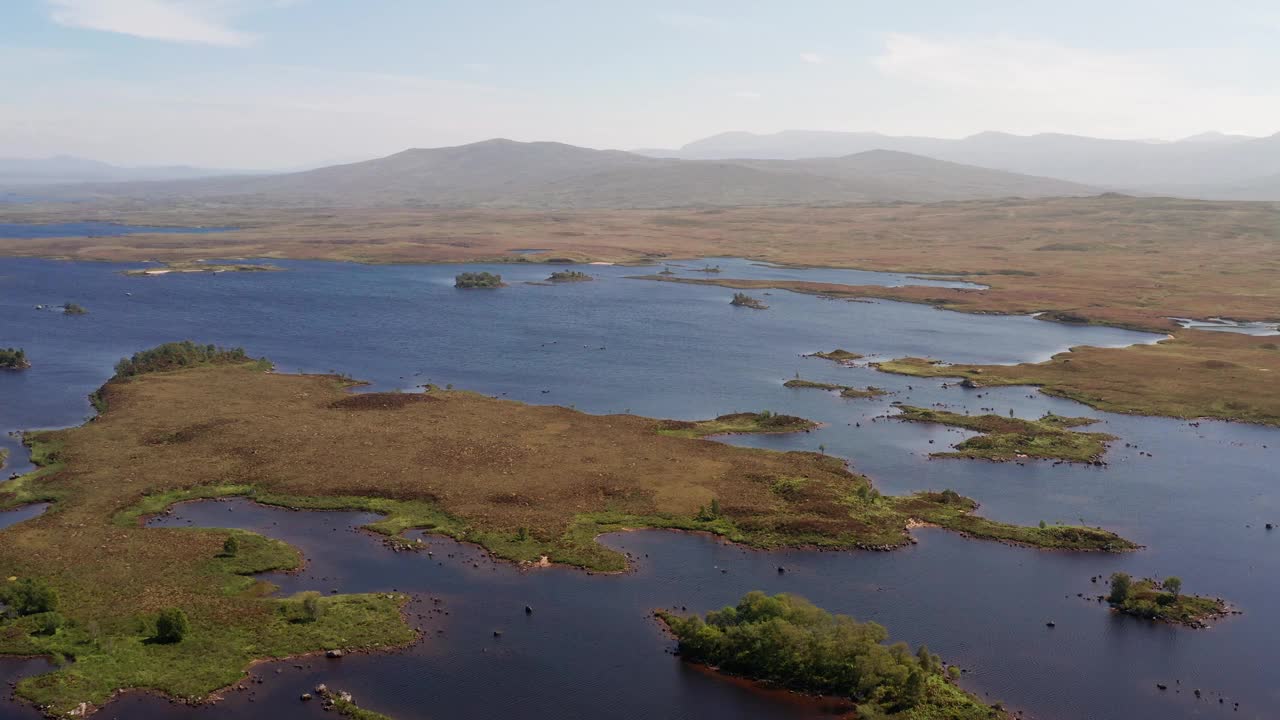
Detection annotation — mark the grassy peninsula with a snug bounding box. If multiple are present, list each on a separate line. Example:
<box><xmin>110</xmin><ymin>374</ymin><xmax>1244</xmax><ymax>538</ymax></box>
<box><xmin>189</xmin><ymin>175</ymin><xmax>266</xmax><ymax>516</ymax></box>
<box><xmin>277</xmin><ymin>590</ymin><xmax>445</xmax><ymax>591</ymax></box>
<box><xmin>654</xmin><ymin>411</ymin><xmax>816</xmax><ymax>438</ymax></box>
<box><xmin>658</xmin><ymin>592</ymin><xmax>1006</xmax><ymax>719</ymax></box>
<box><xmin>1</xmin><ymin>347</ymin><xmax>30</xmax><ymax>370</ymax></box>
<box><xmin>873</xmin><ymin>330</ymin><xmax>1280</xmax><ymax>427</ymax></box>
<box><xmin>454</xmin><ymin>271</ymin><xmax>505</xmax><ymax>288</ymax></box>
<box><xmin>1106</xmin><ymin>573</ymin><xmax>1229</xmax><ymax>628</ymax></box>
<box><xmin>894</xmin><ymin>406</ymin><xmax>1115</xmax><ymax>463</ymax></box>
<box><xmin>0</xmin><ymin>345</ymin><xmax>1135</xmax><ymax>715</ymax></box>
<box><xmin>783</xmin><ymin>378</ymin><xmax>887</xmax><ymax>399</ymax></box>
<box><xmin>729</xmin><ymin>292</ymin><xmax>767</xmax><ymax>309</ymax></box>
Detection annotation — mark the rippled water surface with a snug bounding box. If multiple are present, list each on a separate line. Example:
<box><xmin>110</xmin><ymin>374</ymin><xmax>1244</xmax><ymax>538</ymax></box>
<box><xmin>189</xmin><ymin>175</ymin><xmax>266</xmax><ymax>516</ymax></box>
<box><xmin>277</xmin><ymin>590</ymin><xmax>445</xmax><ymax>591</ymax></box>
<box><xmin>0</xmin><ymin>257</ymin><xmax>1276</xmax><ymax>719</ymax></box>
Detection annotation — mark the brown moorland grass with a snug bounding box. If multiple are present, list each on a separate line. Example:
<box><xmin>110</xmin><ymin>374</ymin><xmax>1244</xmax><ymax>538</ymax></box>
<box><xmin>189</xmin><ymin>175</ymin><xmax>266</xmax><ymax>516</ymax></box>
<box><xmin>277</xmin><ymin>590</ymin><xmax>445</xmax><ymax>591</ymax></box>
<box><xmin>3</xmin><ymin>196</ymin><xmax>1276</xmax><ymax>331</ymax></box>
<box><xmin>874</xmin><ymin>331</ymin><xmax>1280</xmax><ymax>426</ymax></box>
<box><xmin>0</xmin><ymin>358</ymin><xmax>1134</xmax><ymax>714</ymax></box>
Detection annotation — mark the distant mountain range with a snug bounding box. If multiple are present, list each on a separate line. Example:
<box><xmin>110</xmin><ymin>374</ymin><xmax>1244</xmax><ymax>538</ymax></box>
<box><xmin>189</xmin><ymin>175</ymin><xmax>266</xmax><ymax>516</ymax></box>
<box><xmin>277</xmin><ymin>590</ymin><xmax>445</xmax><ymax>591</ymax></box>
<box><xmin>0</xmin><ymin>155</ymin><xmax>263</xmax><ymax>186</ymax></box>
<box><xmin>10</xmin><ymin>128</ymin><xmax>1280</xmax><ymax>206</ymax></box>
<box><xmin>637</xmin><ymin>130</ymin><xmax>1280</xmax><ymax>199</ymax></box>
<box><xmin>14</xmin><ymin>139</ymin><xmax>1098</xmax><ymax>208</ymax></box>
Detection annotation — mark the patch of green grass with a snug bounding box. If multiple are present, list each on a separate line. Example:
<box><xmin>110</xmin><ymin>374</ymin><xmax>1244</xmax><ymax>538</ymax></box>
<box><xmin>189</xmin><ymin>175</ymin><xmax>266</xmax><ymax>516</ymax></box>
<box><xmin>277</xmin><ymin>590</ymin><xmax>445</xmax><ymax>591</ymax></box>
<box><xmin>655</xmin><ymin>411</ymin><xmax>817</xmax><ymax>439</ymax></box>
<box><xmin>9</xmin><ymin>592</ymin><xmax>411</xmax><ymax>714</ymax></box>
<box><xmin>894</xmin><ymin>406</ymin><xmax>1114</xmax><ymax>463</ymax></box>
<box><xmin>891</xmin><ymin>491</ymin><xmax>1138</xmax><ymax>552</ymax></box>
<box><xmin>0</xmin><ymin>434</ymin><xmax>66</xmax><ymax>509</ymax></box>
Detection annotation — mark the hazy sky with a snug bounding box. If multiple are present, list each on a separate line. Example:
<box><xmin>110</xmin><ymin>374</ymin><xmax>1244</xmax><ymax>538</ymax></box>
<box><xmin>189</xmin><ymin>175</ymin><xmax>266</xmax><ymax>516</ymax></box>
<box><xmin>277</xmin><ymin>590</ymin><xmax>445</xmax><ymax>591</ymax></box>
<box><xmin>3</xmin><ymin>0</ymin><xmax>1279</xmax><ymax>168</ymax></box>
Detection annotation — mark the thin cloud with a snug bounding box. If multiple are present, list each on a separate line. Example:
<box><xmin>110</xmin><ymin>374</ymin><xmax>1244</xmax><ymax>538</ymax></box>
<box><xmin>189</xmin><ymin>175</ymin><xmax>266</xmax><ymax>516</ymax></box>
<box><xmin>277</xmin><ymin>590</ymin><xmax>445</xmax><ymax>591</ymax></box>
<box><xmin>872</xmin><ymin>32</ymin><xmax>1280</xmax><ymax>138</ymax></box>
<box><xmin>800</xmin><ymin>52</ymin><xmax>823</xmax><ymax>65</ymax></box>
<box><xmin>732</xmin><ymin>90</ymin><xmax>762</xmax><ymax>100</ymax></box>
<box><xmin>656</xmin><ymin>12</ymin><xmax>727</xmax><ymax>31</ymax></box>
<box><xmin>46</xmin><ymin>0</ymin><xmax>258</xmax><ymax>47</ymax></box>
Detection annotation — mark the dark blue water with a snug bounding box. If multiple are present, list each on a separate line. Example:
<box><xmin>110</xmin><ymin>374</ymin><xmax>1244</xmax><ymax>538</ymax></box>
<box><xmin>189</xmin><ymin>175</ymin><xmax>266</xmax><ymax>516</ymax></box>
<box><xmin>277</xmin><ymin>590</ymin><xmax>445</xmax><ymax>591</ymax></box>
<box><xmin>1</xmin><ymin>257</ymin><xmax>1276</xmax><ymax>719</ymax></box>
<box><xmin>0</xmin><ymin>223</ymin><xmax>233</xmax><ymax>239</ymax></box>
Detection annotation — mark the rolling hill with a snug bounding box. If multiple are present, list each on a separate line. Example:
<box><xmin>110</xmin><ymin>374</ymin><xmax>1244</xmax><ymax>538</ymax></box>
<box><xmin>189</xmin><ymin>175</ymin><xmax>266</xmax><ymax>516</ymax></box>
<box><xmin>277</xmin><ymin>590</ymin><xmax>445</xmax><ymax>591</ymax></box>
<box><xmin>30</xmin><ymin>139</ymin><xmax>1100</xmax><ymax>208</ymax></box>
<box><xmin>642</xmin><ymin>129</ymin><xmax>1280</xmax><ymax>196</ymax></box>
<box><xmin>0</xmin><ymin>155</ymin><xmax>259</xmax><ymax>185</ymax></box>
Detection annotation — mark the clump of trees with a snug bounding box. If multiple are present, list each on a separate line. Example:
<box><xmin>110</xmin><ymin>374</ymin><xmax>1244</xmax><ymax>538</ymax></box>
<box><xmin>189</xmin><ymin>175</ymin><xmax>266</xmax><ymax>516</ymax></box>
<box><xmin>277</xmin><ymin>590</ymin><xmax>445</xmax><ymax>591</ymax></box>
<box><xmin>1107</xmin><ymin>572</ymin><xmax>1218</xmax><ymax>624</ymax></box>
<box><xmin>154</xmin><ymin>607</ymin><xmax>189</xmax><ymax>643</ymax></box>
<box><xmin>61</xmin><ymin>302</ymin><xmax>88</xmax><ymax>315</ymax></box>
<box><xmin>222</xmin><ymin>535</ymin><xmax>240</xmax><ymax>557</ymax></box>
<box><xmin>455</xmin><ymin>271</ymin><xmax>505</xmax><ymax>288</ymax></box>
<box><xmin>730</xmin><ymin>292</ymin><xmax>768</xmax><ymax>310</ymax></box>
<box><xmin>1</xmin><ymin>578</ymin><xmax>64</xmax><ymax>636</ymax></box>
<box><xmin>0</xmin><ymin>578</ymin><xmax>58</xmax><ymax>616</ymax></box>
<box><xmin>0</xmin><ymin>347</ymin><xmax>30</xmax><ymax>369</ymax></box>
<box><xmin>659</xmin><ymin>591</ymin><xmax>952</xmax><ymax>715</ymax></box>
<box><xmin>751</xmin><ymin>410</ymin><xmax>806</xmax><ymax>429</ymax></box>
<box><xmin>112</xmin><ymin>341</ymin><xmax>252</xmax><ymax>379</ymax></box>
<box><xmin>547</xmin><ymin>270</ymin><xmax>593</xmax><ymax>282</ymax></box>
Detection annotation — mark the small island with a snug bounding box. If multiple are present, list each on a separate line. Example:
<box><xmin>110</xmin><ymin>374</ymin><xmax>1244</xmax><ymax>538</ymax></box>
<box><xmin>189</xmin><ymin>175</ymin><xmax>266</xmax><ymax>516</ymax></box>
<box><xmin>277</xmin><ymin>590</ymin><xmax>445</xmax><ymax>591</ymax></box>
<box><xmin>547</xmin><ymin>270</ymin><xmax>593</xmax><ymax>283</ymax></box>
<box><xmin>123</xmin><ymin>261</ymin><xmax>280</xmax><ymax>276</ymax></box>
<box><xmin>61</xmin><ymin>302</ymin><xmax>87</xmax><ymax>315</ymax></box>
<box><xmin>658</xmin><ymin>592</ymin><xmax>1006</xmax><ymax>720</ymax></box>
<box><xmin>894</xmin><ymin>406</ymin><xmax>1115</xmax><ymax>463</ymax></box>
<box><xmin>455</xmin><ymin>271</ymin><xmax>506</xmax><ymax>288</ymax></box>
<box><xmin>1107</xmin><ymin>573</ymin><xmax>1229</xmax><ymax>628</ymax></box>
<box><xmin>1</xmin><ymin>347</ymin><xmax>31</xmax><ymax>370</ymax></box>
<box><xmin>655</xmin><ymin>410</ymin><xmax>817</xmax><ymax>438</ymax></box>
<box><xmin>693</xmin><ymin>264</ymin><xmax>722</xmax><ymax>273</ymax></box>
<box><xmin>729</xmin><ymin>292</ymin><xmax>768</xmax><ymax>309</ymax></box>
<box><xmin>808</xmin><ymin>348</ymin><xmax>863</xmax><ymax>365</ymax></box>
<box><xmin>784</xmin><ymin>377</ymin><xmax>887</xmax><ymax>399</ymax></box>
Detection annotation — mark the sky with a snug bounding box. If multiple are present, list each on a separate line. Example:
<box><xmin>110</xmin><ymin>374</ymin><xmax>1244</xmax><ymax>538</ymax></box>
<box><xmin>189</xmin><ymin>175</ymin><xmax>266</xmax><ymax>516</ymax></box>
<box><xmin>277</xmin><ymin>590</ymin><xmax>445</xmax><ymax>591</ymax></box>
<box><xmin>2</xmin><ymin>0</ymin><xmax>1279</xmax><ymax>168</ymax></box>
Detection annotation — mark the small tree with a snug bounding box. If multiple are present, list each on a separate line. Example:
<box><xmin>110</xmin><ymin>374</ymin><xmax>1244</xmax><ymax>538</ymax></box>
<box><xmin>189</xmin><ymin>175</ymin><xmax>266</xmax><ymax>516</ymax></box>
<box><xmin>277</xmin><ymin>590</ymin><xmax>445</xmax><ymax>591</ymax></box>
<box><xmin>1108</xmin><ymin>573</ymin><xmax>1132</xmax><ymax>604</ymax></box>
<box><xmin>155</xmin><ymin>607</ymin><xmax>189</xmax><ymax>643</ymax></box>
<box><xmin>301</xmin><ymin>591</ymin><xmax>323</xmax><ymax>623</ymax></box>
<box><xmin>1162</xmin><ymin>576</ymin><xmax>1182</xmax><ymax>597</ymax></box>
<box><xmin>898</xmin><ymin>667</ymin><xmax>927</xmax><ymax>709</ymax></box>
<box><xmin>223</xmin><ymin>535</ymin><xmax>239</xmax><ymax>557</ymax></box>
<box><xmin>709</xmin><ymin>498</ymin><xmax>721</xmax><ymax>517</ymax></box>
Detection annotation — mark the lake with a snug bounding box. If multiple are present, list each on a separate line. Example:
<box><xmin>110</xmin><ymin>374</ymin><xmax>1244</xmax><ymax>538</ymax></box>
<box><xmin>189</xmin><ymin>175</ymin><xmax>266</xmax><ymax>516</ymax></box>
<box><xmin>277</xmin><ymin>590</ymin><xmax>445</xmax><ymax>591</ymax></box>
<box><xmin>0</xmin><ymin>256</ymin><xmax>1275</xmax><ymax>719</ymax></box>
<box><xmin>0</xmin><ymin>222</ymin><xmax>234</xmax><ymax>239</ymax></box>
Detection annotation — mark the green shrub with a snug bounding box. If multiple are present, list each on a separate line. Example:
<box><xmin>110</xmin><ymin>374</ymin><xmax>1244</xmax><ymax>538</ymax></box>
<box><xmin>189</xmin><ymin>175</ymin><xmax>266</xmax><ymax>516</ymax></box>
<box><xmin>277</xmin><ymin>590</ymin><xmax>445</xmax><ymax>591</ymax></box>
<box><xmin>32</xmin><ymin>611</ymin><xmax>65</xmax><ymax>636</ymax></box>
<box><xmin>1108</xmin><ymin>573</ymin><xmax>1132</xmax><ymax>604</ymax></box>
<box><xmin>154</xmin><ymin>607</ymin><xmax>189</xmax><ymax>643</ymax></box>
